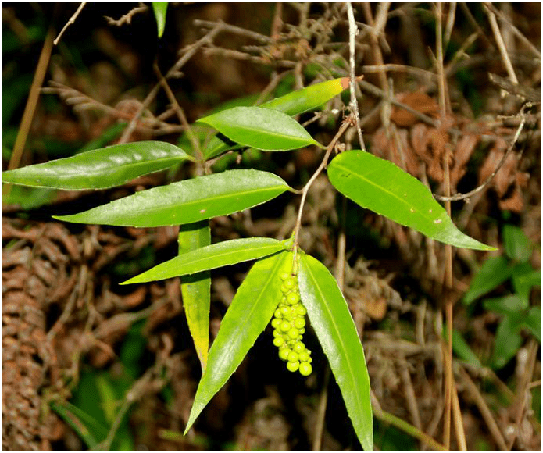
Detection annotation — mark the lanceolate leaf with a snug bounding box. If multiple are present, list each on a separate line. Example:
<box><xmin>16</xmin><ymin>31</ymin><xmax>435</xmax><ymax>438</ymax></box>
<box><xmin>198</xmin><ymin>106</ymin><xmax>322</xmax><ymax>151</ymax></box>
<box><xmin>328</xmin><ymin>151</ymin><xmax>495</xmax><ymax>251</ymax></box>
<box><xmin>184</xmin><ymin>251</ymin><xmax>292</xmax><ymax>434</ymax></box>
<box><xmin>179</xmin><ymin>221</ymin><xmax>211</xmax><ymax>371</ymax></box>
<box><xmin>262</xmin><ymin>77</ymin><xmax>349</xmax><ymax>115</ymax></box>
<box><xmin>122</xmin><ymin>237</ymin><xmax>288</xmax><ymax>284</ymax></box>
<box><xmin>152</xmin><ymin>2</ymin><xmax>168</xmax><ymax>38</ymax></box>
<box><xmin>54</xmin><ymin>169</ymin><xmax>291</xmax><ymax>227</ymax></box>
<box><xmin>2</xmin><ymin>141</ymin><xmax>193</xmax><ymax>190</ymax></box>
<box><xmin>203</xmin><ymin>77</ymin><xmax>349</xmax><ymax>159</ymax></box>
<box><xmin>463</xmin><ymin>256</ymin><xmax>512</xmax><ymax>304</ymax></box>
<box><xmin>298</xmin><ymin>253</ymin><xmax>373</xmax><ymax>451</ymax></box>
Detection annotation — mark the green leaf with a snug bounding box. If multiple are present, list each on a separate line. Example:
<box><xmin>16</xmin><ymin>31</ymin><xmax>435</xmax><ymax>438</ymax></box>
<box><xmin>54</xmin><ymin>169</ymin><xmax>291</xmax><ymax>227</ymax></box>
<box><xmin>184</xmin><ymin>251</ymin><xmax>292</xmax><ymax>434</ymax></box>
<box><xmin>464</xmin><ymin>256</ymin><xmax>512</xmax><ymax>304</ymax></box>
<box><xmin>328</xmin><ymin>151</ymin><xmax>495</xmax><ymax>251</ymax></box>
<box><xmin>123</xmin><ymin>237</ymin><xmax>287</xmax><ymax>284</ymax></box>
<box><xmin>511</xmin><ymin>264</ymin><xmax>541</xmax><ymax>304</ymax></box>
<box><xmin>523</xmin><ymin>307</ymin><xmax>541</xmax><ymax>342</ymax></box>
<box><xmin>2</xmin><ymin>141</ymin><xmax>193</xmax><ymax>190</ymax></box>
<box><xmin>203</xmin><ymin>77</ymin><xmax>348</xmax><ymax>159</ymax></box>
<box><xmin>298</xmin><ymin>253</ymin><xmax>373</xmax><ymax>451</ymax></box>
<box><xmin>179</xmin><ymin>221</ymin><xmax>211</xmax><ymax>371</ymax></box>
<box><xmin>50</xmin><ymin>401</ymin><xmax>108</xmax><ymax>449</ymax></box>
<box><xmin>503</xmin><ymin>225</ymin><xmax>532</xmax><ymax>262</ymax></box>
<box><xmin>491</xmin><ymin>316</ymin><xmax>523</xmax><ymax>369</ymax></box>
<box><xmin>262</xmin><ymin>77</ymin><xmax>349</xmax><ymax>115</ymax></box>
<box><xmin>152</xmin><ymin>2</ymin><xmax>168</xmax><ymax>38</ymax></box>
<box><xmin>484</xmin><ymin>295</ymin><xmax>528</xmax><ymax>316</ymax></box>
<box><xmin>444</xmin><ymin>328</ymin><xmax>482</xmax><ymax>367</ymax></box>
<box><xmin>198</xmin><ymin>106</ymin><xmax>322</xmax><ymax>151</ymax></box>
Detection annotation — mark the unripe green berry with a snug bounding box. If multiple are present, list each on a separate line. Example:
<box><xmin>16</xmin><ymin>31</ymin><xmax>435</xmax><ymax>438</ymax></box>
<box><xmin>294</xmin><ymin>318</ymin><xmax>305</xmax><ymax>329</ymax></box>
<box><xmin>293</xmin><ymin>342</ymin><xmax>305</xmax><ymax>354</ymax></box>
<box><xmin>286</xmin><ymin>361</ymin><xmax>299</xmax><ymax>372</ymax></box>
<box><xmin>274</xmin><ymin>309</ymin><xmax>283</xmax><ymax>319</ymax></box>
<box><xmin>287</xmin><ymin>351</ymin><xmax>299</xmax><ymax>362</ymax></box>
<box><xmin>287</xmin><ymin>328</ymin><xmax>299</xmax><ymax>339</ymax></box>
<box><xmin>284</xmin><ymin>277</ymin><xmax>296</xmax><ymax>290</ymax></box>
<box><xmin>280</xmin><ymin>272</ymin><xmax>290</xmax><ymax>281</ymax></box>
<box><xmin>273</xmin><ymin>337</ymin><xmax>285</xmax><ymax>347</ymax></box>
<box><xmin>298</xmin><ymin>351</ymin><xmax>309</xmax><ymax>362</ymax></box>
<box><xmin>286</xmin><ymin>292</ymin><xmax>299</xmax><ymax>305</ymax></box>
<box><xmin>272</xmin><ymin>329</ymin><xmax>281</xmax><ymax>337</ymax></box>
<box><xmin>295</xmin><ymin>305</ymin><xmax>306</xmax><ymax>316</ymax></box>
<box><xmin>271</xmin><ymin>318</ymin><xmax>281</xmax><ymax>329</ymax></box>
<box><xmin>279</xmin><ymin>321</ymin><xmax>291</xmax><ymax>332</ymax></box>
<box><xmin>280</xmin><ymin>306</ymin><xmax>290</xmax><ymax>317</ymax></box>
<box><xmin>299</xmin><ymin>362</ymin><xmax>312</xmax><ymax>376</ymax></box>
<box><xmin>279</xmin><ymin>348</ymin><xmax>290</xmax><ymax>361</ymax></box>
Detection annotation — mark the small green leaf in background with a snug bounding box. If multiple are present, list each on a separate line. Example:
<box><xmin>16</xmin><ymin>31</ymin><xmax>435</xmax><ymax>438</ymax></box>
<box><xmin>328</xmin><ymin>151</ymin><xmax>495</xmax><ymax>252</ymax></box>
<box><xmin>523</xmin><ymin>307</ymin><xmax>541</xmax><ymax>342</ymax></box>
<box><xmin>511</xmin><ymin>264</ymin><xmax>541</xmax><ymax>305</ymax></box>
<box><xmin>179</xmin><ymin>221</ymin><xmax>211</xmax><ymax>371</ymax></box>
<box><xmin>123</xmin><ymin>237</ymin><xmax>288</xmax><ymax>284</ymax></box>
<box><xmin>184</xmin><ymin>251</ymin><xmax>292</xmax><ymax>434</ymax></box>
<box><xmin>298</xmin><ymin>253</ymin><xmax>373</xmax><ymax>451</ymax></box>
<box><xmin>54</xmin><ymin>169</ymin><xmax>292</xmax><ymax>227</ymax></box>
<box><xmin>443</xmin><ymin>328</ymin><xmax>482</xmax><ymax>367</ymax></box>
<box><xmin>491</xmin><ymin>316</ymin><xmax>523</xmax><ymax>369</ymax></box>
<box><xmin>464</xmin><ymin>256</ymin><xmax>512</xmax><ymax>304</ymax></box>
<box><xmin>203</xmin><ymin>77</ymin><xmax>348</xmax><ymax>159</ymax></box>
<box><xmin>503</xmin><ymin>225</ymin><xmax>532</xmax><ymax>263</ymax></box>
<box><xmin>484</xmin><ymin>295</ymin><xmax>528</xmax><ymax>316</ymax></box>
<box><xmin>152</xmin><ymin>2</ymin><xmax>169</xmax><ymax>38</ymax></box>
<box><xmin>2</xmin><ymin>141</ymin><xmax>193</xmax><ymax>190</ymax></box>
<box><xmin>198</xmin><ymin>106</ymin><xmax>322</xmax><ymax>151</ymax></box>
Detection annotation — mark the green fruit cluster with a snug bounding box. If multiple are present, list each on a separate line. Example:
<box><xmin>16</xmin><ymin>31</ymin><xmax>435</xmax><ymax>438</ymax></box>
<box><xmin>271</xmin><ymin>270</ymin><xmax>312</xmax><ymax>376</ymax></box>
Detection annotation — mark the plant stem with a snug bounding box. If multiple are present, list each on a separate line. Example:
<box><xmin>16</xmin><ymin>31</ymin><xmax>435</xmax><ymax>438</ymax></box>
<box><xmin>292</xmin><ymin>116</ymin><xmax>353</xmax><ymax>260</ymax></box>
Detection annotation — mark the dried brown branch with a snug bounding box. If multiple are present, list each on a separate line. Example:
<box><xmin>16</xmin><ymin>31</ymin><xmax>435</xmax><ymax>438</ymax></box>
<box><xmin>54</xmin><ymin>2</ymin><xmax>87</xmax><ymax>45</ymax></box>
<box><xmin>104</xmin><ymin>2</ymin><xmax>148</xmax><ymax>27</ymax></box>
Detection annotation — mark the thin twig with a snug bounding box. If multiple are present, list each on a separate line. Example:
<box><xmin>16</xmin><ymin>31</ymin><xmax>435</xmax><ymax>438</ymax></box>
<box><xmin>459</xmin><ymin>368</ymin><xmax>508</xmax><ymax>450</ymax></box>
<box><xmin>434</xmin><ymin>113</ymin><xmax>525</xmax><ymax>201</ymax></box>
<box><xmin>452</xmin><ymin>381</ymin><xmax>467</xmax><ymax>450</ymax></box>
<box><xmin>119</xmin><ymin>22</ymin><xmax>224</xmax><ymax>143</ymax></box>
<box><xmin>104</xmin><ymin>3</ymin><xmax>148</xmax><ymax>27</ymax></box>
<box><xmin>312</xmin><ymin>366</ymin><xmax>330</xmax><ymax>451</ymax></box>
<box><xmin>54</xmin><ymin>2</ymin><xmax>86</xmax><ymax>45</ymax></box>
<box><xmin>194</xmin><ymin>18</ymin><xmax>271</xmax><ymax>43</ymax></box>
<box><xmin>484</xmin><ymin>2</ymin><xmax>518</xmax><ymax>85</ymax></box>
<box><xmin>293</xmin><ymin>116</ymin><xmax>353</xmax><ymax>253</ymax></box>
<box><xmin>5</xmin><ymin>25</ymin><xmax>54</xmax><ymax>200</ymax></box>
<box><xmin>443</xmin><ymin>2</ymin><xmax>457</xmax><ymax>52</ymax></box>
<box><xmin>346</xmin><ymin>2</ymin><xmax>366</xmax><ymax>150</ymax></box>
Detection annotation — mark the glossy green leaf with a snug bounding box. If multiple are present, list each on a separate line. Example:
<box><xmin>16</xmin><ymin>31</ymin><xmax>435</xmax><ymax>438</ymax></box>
<box><xmin>122</xmin><ymin>237</ymin><xmax>288</xmax><ymax>284</ymax></box>
<box><xmin>54</xmin><ymin>169</ymin><xmax>291</xmax><ymax>227</ymax></box>
<box><xmin>523</xmin><ymin>307</ymin><xmax>541</xmax><ymax>342</ymax></box>
<box><xmin>179</xmin><ymin>221</ymin><xmax>211</xmax><ymax>371</ymax></box>
<box><xmin>262</xmin><ymin>77</ymin><xmax>349</xmax><ymax>115</ymax></box>
<box><xmin>203</xmin><ymin>77</ymin><xmax>348</xmax><ymax>159</ymax></box>
<box><xmin>152</xmin><ymin>2</ymin><xmax>168</xmax><ymax>38</ymax></box>
<box><xmin>298</xmin><ymin>253</ymin><xmax>373</xmax><ymax>451</ymax></box>
<box><xmin>464</xmin><ymin>256</ymin><xmax>512</xmax><ymax>304</ymax></box>
<box><xmin>184</xmin><ymin>251</ymin><xmax>292</xmax><ymax>434</ymax></box>
<box><xmin>198</xmin><ymin>106</ymin><xmax>322</xmax><ymax>151</ymax></box>
<box><xmin>503</xmin><ymin>225</ymin><xmax>532</xmax><ymax>262</ymax></box>
<box><xmin>328</xmin><ymin>151</ymin><xmax>495</xmax><ymax>251</ymax></box>
<box><xmin>2</xmin><ymin>141</ymin><xmax>193</xmax><ymax>190</ymax></box>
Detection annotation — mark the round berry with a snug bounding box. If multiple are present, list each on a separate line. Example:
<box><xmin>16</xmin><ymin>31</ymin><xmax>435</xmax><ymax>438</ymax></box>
<box><xmin>284</xmin><ymin>277</ymin><xmax>296</xmax><ymax>290</ymax></box>
<box><xmin>287</xmin><ymin>328</ymin><xmax>299</xmax><ymax>339</ymax></box>
<box><xmin>280</xmin><ymin>272</ymin><xmax>290</xmax><ymax>281</ymax></box>
<box><xmin>299</xmin><ymin>362</ymin><xmax>312</xmax><ymax>376</ymax></box>
<box><xmin>294</xmin><ymin>318</ymin><xmax>305</xmax><ymax>329</ymax></box>
<box><xmin>279</xmin><ymin>321</ymin><xmax>291</xmax><ymax>332</ymax></box>
<box><xmin>287</xmin><ymin>351</ymin><xmax>299</xmax><ymax>362</ymax></box>
<box><xmin>280</xmin><ymin>306</ymin><xmax>290</xmax><ymax>317</ymax></box>
<box><xmin>298</xmin><ymin>351</ymin><xmax>309</xmax><ymax>362</ymax></box>
<box><xmin>273</xmin><ymin>337</ymin><xmax>285</xmax><ymax>347</ymax></box>
<box><xmin>274</xmin><ymin>309</ymin><xmax>283</xmax><ymax>318</ymax></box>
<box><xmin>295</xmin><ymin>305</ymin><xmax>306</xmax><ymax>316</ymax></box>
<box><xmin>293</xmin><ymin>342</ymin><xmax>305</xmax><ymax>354</ymax></box>
<box><xmin>272</xmin><ymin>329</ymin><xmax>281</xmax><ymax>337</ymax></box>
<box><xmin>278</xmin><ymin>348</ymin><xmax>290</xmax><ymax>361</ymax></box>
<box><xmin>271</xmin><ymin>318</ymin><xmax>281</xmax><ymax>329</ymax></box>
<box><xmin>286</xmin><ymin>361</ymin><xmax>299</xmax><ymax>372</ymax></box>
<box><xmin>286</xmin><ymin>292</ymin><xmax>299</xmax><ymax>305</ymax></box>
